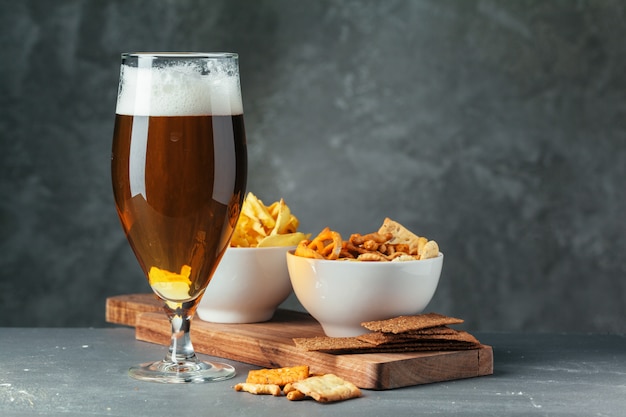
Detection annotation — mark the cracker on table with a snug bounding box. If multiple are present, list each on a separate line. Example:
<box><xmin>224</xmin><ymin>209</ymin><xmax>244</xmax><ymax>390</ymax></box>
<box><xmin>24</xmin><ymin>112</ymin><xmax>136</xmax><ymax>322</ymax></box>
<box><xmin>286</xmin><ymin>389</ymin><xmax>307</xmax><ymax>401</ymax></box>
<box><xmin>233</xmin><ymin>382</ymin><xmax>282</xmax><ymax>396</ymax></box>
<box><xmin>361</xmin><ymin>313</ymin><xmax>464</xmax><ymax>334</ymax></box>
<box><xmin>246</xmin><ymin>365</ymin><xmax>309</xmax><ymax>386</ymax></box>
<box><xmin>291</xmin><ymin>374</ymin><xmax>361</xmax><ymax>403</ymax></box>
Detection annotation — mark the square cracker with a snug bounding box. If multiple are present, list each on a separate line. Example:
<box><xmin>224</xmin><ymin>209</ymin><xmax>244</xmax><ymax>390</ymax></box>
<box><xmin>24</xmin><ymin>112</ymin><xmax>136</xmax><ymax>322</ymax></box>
<box><xmin>291</xmin><ymin>374</ymin><xmax>361</xmax><ymax>402</ymax></box>
<box><xmin>246</xmin><ymin>365</ymin><xmax>309</xmax><ymax>386</ymax></box>
<box><xmin>361</xmin><ymin>313</ymin><xmax>464</xmax><ymax>334</ymax></box>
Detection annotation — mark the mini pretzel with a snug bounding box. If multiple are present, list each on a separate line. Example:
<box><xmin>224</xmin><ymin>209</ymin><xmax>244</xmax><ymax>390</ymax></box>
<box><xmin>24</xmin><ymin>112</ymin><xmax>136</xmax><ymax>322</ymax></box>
<box><xmin>295</xmin><ymin>240</ymin><xmax>324</xmax><ymax>259</ymax></box>
<box><xmin>350</xmin><ymin>232</ymin><xmax>392</xmax><ymax>245</ymax></box>
<box><xmin>343</xmin><ymin>241</ymin><xmax>369</xmax><ymax>255</ymax></box>
<box><xmin>357</xmin><ymin>252</ymin><xmax>389</xmax><ymax>262</ymax></box>
<box><xmin>362</xmin><ymin>240</ymin><xmax>380</xmax><ymax>251</ymax></box>
<box><xmin>306</xmin><ymin>228</ymin><xmax>342</xmax><ymax>260</ymax></box>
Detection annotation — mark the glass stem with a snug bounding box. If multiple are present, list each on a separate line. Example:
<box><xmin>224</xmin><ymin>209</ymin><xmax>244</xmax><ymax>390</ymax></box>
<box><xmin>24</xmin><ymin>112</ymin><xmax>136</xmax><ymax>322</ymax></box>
<box><xmin>164</xmin><ymin>301</ymin><xmax>198</xmax><ymax>364</ymax></box>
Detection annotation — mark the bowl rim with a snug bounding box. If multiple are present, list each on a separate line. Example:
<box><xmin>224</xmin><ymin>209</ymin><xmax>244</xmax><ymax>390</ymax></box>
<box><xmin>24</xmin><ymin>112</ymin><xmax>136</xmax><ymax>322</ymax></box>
<box><xmin>286</xmin><ymin>250</ymin><xmax>443</xmax><ymax>264</ymax></box>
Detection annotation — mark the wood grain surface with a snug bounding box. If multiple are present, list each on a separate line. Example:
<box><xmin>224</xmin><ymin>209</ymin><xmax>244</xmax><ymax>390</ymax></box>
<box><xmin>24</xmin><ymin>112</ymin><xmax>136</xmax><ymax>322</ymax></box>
<box><xmin>106</xmin><ymin>294</ymin><xmax>493</xmax><ymax>390</ymax></box>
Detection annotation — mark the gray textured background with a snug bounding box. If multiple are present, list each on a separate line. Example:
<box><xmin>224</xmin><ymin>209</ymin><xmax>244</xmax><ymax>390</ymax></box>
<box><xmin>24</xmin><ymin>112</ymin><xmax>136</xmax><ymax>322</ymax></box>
<box><xmin>1</xmin><ymin>0</ymin><xmax>625</xmax><ymax>332</ymax></box>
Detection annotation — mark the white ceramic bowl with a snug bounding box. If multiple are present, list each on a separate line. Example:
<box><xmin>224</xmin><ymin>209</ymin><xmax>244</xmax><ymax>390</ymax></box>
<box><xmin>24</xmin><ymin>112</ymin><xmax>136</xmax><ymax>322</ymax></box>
<box><xmin>196</xmin><ymin>246</ymin><xmax>294</xmax><ymax>323</ymax></box>
<box><xmin>286</xmin><ymin>251</ymin><xmax>444</xmax><ymax>337</ymax></box>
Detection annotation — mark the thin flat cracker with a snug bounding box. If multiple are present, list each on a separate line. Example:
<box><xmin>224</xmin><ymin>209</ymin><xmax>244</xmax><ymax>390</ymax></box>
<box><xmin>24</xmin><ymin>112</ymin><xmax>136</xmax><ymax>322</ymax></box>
<box><xmin>357</xmin><ymin>326</ymin><xmax>464</xmax><ymax>343</ymax></box>
<box><xmin>293</xmin><ymin>336</ymin><xmax>373</xmax><ymax>352</ymax></box>
<box><xmin>246</xmin><ymin>365</ymin><xmax>309</xmax><ymax>386</ymax></box>
<box><xmin>361</xmin><ymin>312</ymin><xmax>464</xmax><ymax>334</ymax></box>
<box><xmin>404</xmin><ymin>326</ymin><xmax>458</xmax><ymax>335</ymax></box>
<box><xmin>293</xmin><ymin>335</ymin><xmax>479</xmax><ymax>354</ymax></box>
<box><xmin>357</xmin><ymin>330</ymin><xmax>480</xmax><ymax>346</ymax></box>
<box><xmin>294</xmin><ymin>313</ymin><xmax>480</xmax><ymax>354</ymax></box>
<box><xmin>377</xmin><ymin>217</ymin><xmax>422</xmax><ymax>254</ymax></box>
<box><xmin>291</xmin><ymin>374</ymin><xmax>361</xmax><ymax>403</ymax></box>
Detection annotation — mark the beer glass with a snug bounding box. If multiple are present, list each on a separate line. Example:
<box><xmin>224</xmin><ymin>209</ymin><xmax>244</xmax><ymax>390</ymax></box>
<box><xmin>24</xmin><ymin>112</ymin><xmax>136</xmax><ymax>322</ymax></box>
<box><xmin>111</xmin><ymin>53</ymin><xmax>247</xmax><ymax>383</ymax></box>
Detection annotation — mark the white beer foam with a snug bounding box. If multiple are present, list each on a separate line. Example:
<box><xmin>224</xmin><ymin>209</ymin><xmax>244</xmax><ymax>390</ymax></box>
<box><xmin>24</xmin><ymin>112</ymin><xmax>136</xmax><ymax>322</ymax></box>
<box><xmin>116</xmin><ymin>61</ymin><xmax>243</xmax><ymax>116</ymax></box>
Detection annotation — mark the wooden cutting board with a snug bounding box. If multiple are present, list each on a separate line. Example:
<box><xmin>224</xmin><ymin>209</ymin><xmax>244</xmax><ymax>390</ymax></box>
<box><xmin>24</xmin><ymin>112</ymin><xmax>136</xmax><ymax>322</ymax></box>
<box><xmin>106</xmin><ymin>294</ymin><xmax>493</xmax><ymax>390</ymax></box>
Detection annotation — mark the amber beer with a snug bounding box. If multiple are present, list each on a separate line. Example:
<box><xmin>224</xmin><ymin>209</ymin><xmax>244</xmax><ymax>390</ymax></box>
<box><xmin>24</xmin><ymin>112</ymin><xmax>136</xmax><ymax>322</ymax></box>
<box><xmin>111</xmin><ymin>56</ymin><xmax>247</xmax><ymax>302</ymax></box>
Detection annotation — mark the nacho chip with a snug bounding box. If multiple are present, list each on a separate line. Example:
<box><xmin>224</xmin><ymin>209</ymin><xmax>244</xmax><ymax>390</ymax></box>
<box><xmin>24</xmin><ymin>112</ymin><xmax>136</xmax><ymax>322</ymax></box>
<box><xmin>377</xmin><ymin>217</ymin><xmax>422</xmax><ymax>255</ymax></box>
<box><xmin>257</xmin><ymin>232</ymin><xmax>308</xmax><ymax>248</ymax></box>
<box><xmin>231</xmin><ymin>193</ymin><xmax>307</xmax><ymax>248</ymax></box>
<box><xmin>270</xmin><ymin>199</ymin><xmax>298</xmax><ymax>235</ymax></box>
<box><xmin>242</xmin><ymin>193</ymin><xmax>275</xmax><ymax>232</ymax></box>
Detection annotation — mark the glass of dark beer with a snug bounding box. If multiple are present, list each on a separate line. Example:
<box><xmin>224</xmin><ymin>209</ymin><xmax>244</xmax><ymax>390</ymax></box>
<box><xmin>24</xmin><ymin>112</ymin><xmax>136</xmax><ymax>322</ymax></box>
<box><xmin>111</xmin><ymin>53</ymin><xmax>247</xmax><ymax>383</ymax></box>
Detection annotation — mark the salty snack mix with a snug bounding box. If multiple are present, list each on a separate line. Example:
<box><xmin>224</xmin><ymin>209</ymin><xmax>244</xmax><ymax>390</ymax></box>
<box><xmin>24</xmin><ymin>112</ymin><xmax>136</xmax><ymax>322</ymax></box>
<box><xmin>230</xmin><ymin>192</ymin><xmax>308</xmax><ymax>247</ymax></box>
<box><xmin>233</xmin><ymin>365</ymin><xmax>361</xmax><ymax>403</ymax></box>
<box><xmin>294</xmin><ymin>218</ymin><xmax>439</xmax><ymax>261</ymax></box>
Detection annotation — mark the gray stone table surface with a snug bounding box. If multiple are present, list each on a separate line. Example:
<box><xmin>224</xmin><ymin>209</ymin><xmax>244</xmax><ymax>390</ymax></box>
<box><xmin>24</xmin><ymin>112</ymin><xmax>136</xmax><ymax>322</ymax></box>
<box><xmin>0</xmin><ymin>327</ymin><xmax>624</xmax><ymax>417</ymax></box>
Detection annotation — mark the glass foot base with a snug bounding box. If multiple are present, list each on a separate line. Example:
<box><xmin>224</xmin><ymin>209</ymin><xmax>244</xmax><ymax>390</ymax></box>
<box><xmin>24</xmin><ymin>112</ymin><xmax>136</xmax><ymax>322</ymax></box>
<box><xmin>129</xmin><ymin>359</ymin><xmax>236</xmax><ymax>383</ymax></box>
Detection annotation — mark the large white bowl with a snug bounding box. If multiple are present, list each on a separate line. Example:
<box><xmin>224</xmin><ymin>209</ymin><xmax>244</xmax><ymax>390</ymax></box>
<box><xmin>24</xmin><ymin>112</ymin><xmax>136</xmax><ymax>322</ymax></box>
<box><xmin>196</xmin><ymin>246</ymin><xmax>294</xmax><ymax>323</ymax></box>
<box><xmin>286</xmin><ymin>251</ymin><xmax>444</xmax><ymax>337</ymax></box>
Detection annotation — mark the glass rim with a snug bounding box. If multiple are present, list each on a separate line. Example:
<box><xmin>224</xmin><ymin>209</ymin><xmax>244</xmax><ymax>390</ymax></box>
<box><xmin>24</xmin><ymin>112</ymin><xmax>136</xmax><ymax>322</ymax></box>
<box><xmin>121</xmin><ymin>52</ymin><xmax>238</xmax><ymax>59</ymax></box>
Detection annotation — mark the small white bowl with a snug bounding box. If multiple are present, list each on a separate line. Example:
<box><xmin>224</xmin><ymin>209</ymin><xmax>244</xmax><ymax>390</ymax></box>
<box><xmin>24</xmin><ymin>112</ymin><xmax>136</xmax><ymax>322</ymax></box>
<box><xmin>286</xmin><ymin>251</ymin><xmax>444</xmax><ymax>337</ymax></box>
<box><xmin>196</xmin><ymin>246</ymin><xmax>294</xmax><ymax>323</ymax></box>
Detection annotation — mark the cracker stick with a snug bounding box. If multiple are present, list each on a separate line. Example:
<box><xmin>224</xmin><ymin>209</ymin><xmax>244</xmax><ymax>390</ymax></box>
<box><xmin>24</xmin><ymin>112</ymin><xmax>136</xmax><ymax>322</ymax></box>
<box><xmin>233</xmin><ymin>383</ymin><xmax>282</xmax><ymax>396</ymax></box>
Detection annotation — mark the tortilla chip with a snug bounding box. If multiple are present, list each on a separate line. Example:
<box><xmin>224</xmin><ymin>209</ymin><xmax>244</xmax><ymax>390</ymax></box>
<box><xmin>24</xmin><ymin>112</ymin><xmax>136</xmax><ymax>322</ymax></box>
<box><xmin>377</xmin><ymin>217</ymin><xmax>422</xmax><ymax>254</ymax></box>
